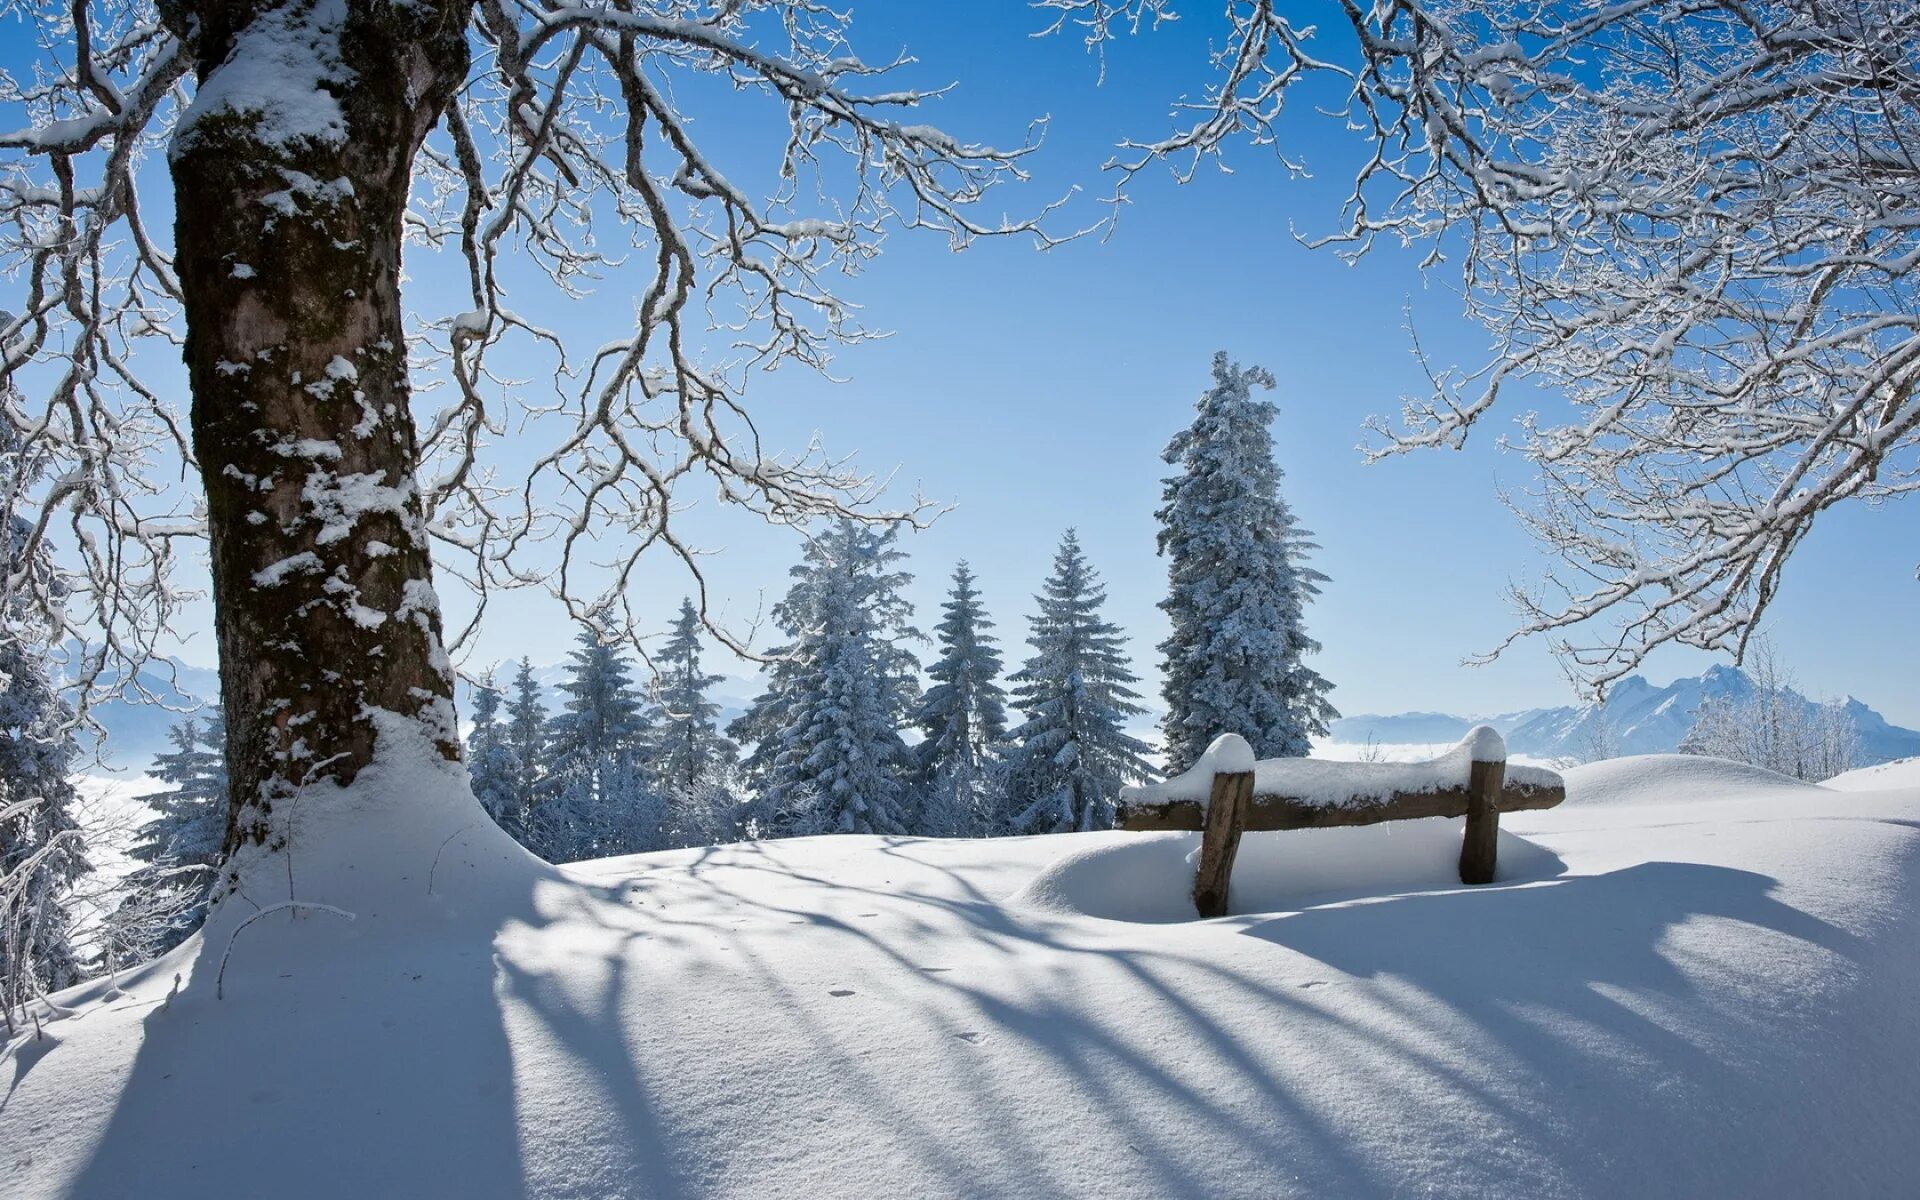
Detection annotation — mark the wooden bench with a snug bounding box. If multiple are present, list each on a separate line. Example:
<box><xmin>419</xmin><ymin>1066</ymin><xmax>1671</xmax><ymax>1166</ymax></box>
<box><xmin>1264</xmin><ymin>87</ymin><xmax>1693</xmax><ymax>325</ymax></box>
<box><xmin>1116</xmin><ymin>728</ymin><xmax>1566</xmax><ymax>918</ymax></box>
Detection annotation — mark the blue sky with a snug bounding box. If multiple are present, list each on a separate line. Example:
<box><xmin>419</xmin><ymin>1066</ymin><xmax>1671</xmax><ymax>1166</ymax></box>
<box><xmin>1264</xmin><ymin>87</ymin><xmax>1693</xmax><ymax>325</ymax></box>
<box><xmin>440</xmin><ymin>3</ymin><xmax>1918</xmax><ymax>723</ymax></box>
<box><xmin>7</xmin><ymin>4</ymin><xmax>1915</xmax><ymax>724</ymax></box>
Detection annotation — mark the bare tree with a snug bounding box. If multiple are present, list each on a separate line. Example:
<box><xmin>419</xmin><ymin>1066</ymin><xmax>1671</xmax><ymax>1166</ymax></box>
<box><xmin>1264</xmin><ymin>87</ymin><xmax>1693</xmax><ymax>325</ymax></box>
<box><xmin>1052</xmin><ymin>0</ymin><xmax>1920</xmax><ymax>693</ymax></box>
<box><xmin>1679</xmin><ymin>641</ymin><xmax>1861</xmax><ymax>780</ymax></box>
<box><xmin>3</xmin><ymin>1</ymin><xmax>1058</xmax><ymax>895</ymax></box>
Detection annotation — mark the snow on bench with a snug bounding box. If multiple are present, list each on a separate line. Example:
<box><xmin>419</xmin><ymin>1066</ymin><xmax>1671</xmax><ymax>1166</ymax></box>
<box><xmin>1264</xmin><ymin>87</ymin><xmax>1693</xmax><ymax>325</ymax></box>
<box><xmin>1116</xmin><ymin>727</ymin><xmax>1566</xmax><ymax>917</ymax></box>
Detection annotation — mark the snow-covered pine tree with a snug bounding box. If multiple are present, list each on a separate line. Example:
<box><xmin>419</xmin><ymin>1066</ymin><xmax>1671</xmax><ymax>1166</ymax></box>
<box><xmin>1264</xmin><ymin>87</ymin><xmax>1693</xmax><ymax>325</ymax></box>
<box><xmin>1157</xmin><ymin>352</ymin><xmax>1338</xmax><ymax>773</ymax></box>
<box><xmin>1001</xmin><ymin>531</ymin><xmax>1156</xmax><ymax>834</ymax></box>
<box><xmin>504</xmin><ymin>659</ymin><xmax>549</xmax><ymax>835</ymax></box>
<box><xmin>647</xmin><ymin>599</ymin><xmax>742</xmax><ymax>846</ymax></box>
<box><xmin>108</xmin><ymin>709</ymin><xmax>230</xmax><ymax>967</ymax></box>
<box><xmin>534</xmin><ymin>629</ymin><xmax>661</xmax><ymax>861</ymax></box>
<box><xmin>736</xmin><ymin>522</ymin><xmax>921</xmax><ymax>836</ymax></box>
<box><xmin>0</xmin><ymin>435</ymin><xmax>87</xmax><ymax>1026</ymax></box>
<box><xmin>466</xmin><ymin>673</ymin><xmax>526</xmax><ymax>842</ymax></box>
<box><xmin>912</xmin><ymin>563</ymin><xmax>1009</xmax><ymax>836</ymax></box>
<box><xmin>649</xmin><ymin>599</ymin><xmax>740</xmax><ymax>794</ymax></box>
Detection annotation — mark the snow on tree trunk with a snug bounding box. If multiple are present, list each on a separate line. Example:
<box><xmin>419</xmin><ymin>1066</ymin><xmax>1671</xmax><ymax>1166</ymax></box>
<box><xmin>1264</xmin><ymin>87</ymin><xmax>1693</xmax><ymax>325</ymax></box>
<box><xmin>166</xmin><ymin>0</ymin><xmax>472</xmax><ymax>879</ymax></box>
<box><xmin>1157</xmin><ymin>352</ymin><xmax>1337</xmax><ymax>774</ymax></box>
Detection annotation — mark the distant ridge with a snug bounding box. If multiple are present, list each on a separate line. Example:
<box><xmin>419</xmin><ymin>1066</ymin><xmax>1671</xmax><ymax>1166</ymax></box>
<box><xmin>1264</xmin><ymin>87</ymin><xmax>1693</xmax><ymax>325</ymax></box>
<box><xmin>1329</xmin><ymin>666</ymin><xmax>1920</xmax><ymax>765</ymax></box>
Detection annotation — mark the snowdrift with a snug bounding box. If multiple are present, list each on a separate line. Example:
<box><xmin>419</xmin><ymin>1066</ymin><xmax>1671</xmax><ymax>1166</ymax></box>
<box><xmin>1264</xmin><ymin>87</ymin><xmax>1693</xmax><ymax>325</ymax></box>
<box><xmin>1826</xmin><ymin>755</ymin><xmax>1920</xmax><ymax>792</ymax></box>
<box><xmin>1015</xmin><ymin>822</ymin><xmax>1564</xmax><ymax>923</ymax></box>
<box><xmin>1556</xmin><ymin>752</ymin><xmax>1820</xmax><ymax>807</ymax></box>
<box><xmin>5</xmin><ymin>753</ymin><xmax>1919</xmax><ymax>1198</ymax></box>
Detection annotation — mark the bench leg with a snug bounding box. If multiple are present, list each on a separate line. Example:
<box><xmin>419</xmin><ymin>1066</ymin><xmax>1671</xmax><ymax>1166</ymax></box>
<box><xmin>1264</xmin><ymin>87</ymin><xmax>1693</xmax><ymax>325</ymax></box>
<box><xmin>1193</xmin><ymin>770</ymin><xmax>1253</xmax><ymax>918</ymax></box>
<box><xmin>1459</xmin><ymin>758</ymin><xmax>1504</xmax><ymax>885</ymax></box>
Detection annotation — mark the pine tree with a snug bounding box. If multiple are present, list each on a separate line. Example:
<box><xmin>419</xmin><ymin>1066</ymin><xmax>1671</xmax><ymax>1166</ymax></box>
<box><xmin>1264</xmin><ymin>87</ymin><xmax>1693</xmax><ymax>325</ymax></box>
<box><xmin>912</xmin><ymin>563</ymin><xmax>1008</xmax><ymax>836</ymax></box>
<box><xmin>0</xmin><ymin>434</ymin><xmax>88</xmax><ymax>1022</ymax></box>
<box><xmin>648</xmin><ymin>599</ymin><xmax>739</xmax><ymax>794</ymax></box>
<box><xmin>647</xmin><ymin>599</ymin><xmax>742</xmax><ymax>845</ymax></box>
<box><xmin>1001</xmin><ymin>531</ymin><xmax>1156</xmax><ymax>834</ymax></box>
<box><xmin>467</xmin><ymin>672</ymin><xmax>526</xmax><ymax>841</ymax></box>
<box><xmin>1157</xmin><ymin>352</ymin><xmax>1338</xmax><ymax>773</ymax></box>
<box><xmin>734</xmin><ymin>522</ymin><xmax>920</xmax><ymax>836</ymax></box>
<box><xmin>535</xmin><ymin>628</ymin><xmax>660</xmax><ymax>861</ymax></box>
<box><xmin>503</xmin><ymin>658</ymin><xmax>548</xmax><ymax>832</ymax></box>
<box><xmin>110</xmin><ymin>711</ymin><xmax>229</xmax><ymax>966</ymax></box>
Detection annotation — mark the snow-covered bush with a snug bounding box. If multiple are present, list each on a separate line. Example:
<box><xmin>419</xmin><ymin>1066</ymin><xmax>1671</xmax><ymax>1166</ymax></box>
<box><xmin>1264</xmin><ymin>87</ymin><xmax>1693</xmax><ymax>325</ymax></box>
<box><xmin>1680</xmin><ymin>646</ymin><xmax>1861</xmax><ymax>782</ymax></box>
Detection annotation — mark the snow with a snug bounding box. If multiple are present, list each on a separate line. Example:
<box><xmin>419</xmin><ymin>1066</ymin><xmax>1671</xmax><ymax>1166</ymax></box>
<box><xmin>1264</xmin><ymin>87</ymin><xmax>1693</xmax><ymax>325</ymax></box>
<box><xmin>1193</xmin><ymin>730</ymin><xmax>1256</xmax><ymax>775</ymax></box>
<box><xmin>251</xmin><ymin>550</ymin><xmax>322</xmax><ymax>588</ymax></box>
<box><xmin>1016</xmin><ymin>820</ymin><xmax>1563</xmax><ymax>923</ymax></box>
<box><xmin>1124</xmin><ymin>726</ymin><xmax>1556</xmax><ymax>809</ymax></box>
<box><xmin>174</xmin><ymin>0</ymin><xmax>353</xmax><ymax>155</ymax></box>
<box><xmin>1555</xmin><ymin>753</ymin><xmax>1816</xmax><ymax>808</ymax></box>
<box><xmin>300</xmin><ymin>470</ymin><xmax>416</xmax><ymax>546</ymax></box>
<box><xmin>1826</xmin><ymin>756</ymin><xmax>1920</xmax><ymax>792</ymax></box>
<box><xmin>5</xmin><ymin>753</ymin><xmax>1919</xmax><ymax>1197</ymax></box>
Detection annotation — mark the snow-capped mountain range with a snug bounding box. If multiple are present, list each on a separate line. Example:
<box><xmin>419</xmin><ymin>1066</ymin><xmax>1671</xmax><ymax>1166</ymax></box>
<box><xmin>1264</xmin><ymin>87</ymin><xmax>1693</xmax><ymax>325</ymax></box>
<box><xmin>1330</xmin><ymin>665</ymin><xmax>1920</xmax><ymax>764</ymax></box>
<box><xmin>77</xmin><ymin>658</ymin><xmax>1920</xmax><ymax>774</ymax></box>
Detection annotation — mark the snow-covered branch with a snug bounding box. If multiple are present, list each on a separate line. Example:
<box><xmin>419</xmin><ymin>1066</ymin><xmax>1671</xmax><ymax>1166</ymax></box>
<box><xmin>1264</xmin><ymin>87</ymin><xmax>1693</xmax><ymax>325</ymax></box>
<box><xmin>4</xmin><ymin>0</ymin><xmax>1072</xmax><ymax>688</ymax></box>
<box><xmin>408</xmin><ymin>0</ymin><xmax>1074</xmax><ymax>657</ymax></box>
<box><xmin>1</xmin><ymin>1</ymin><xmax>197</xmax><ymax>725</ymax></box>
<box><xmin>1063</xmin><ymin>0</ymin><xmax>1920</xmax><ymax>692</ymax></box>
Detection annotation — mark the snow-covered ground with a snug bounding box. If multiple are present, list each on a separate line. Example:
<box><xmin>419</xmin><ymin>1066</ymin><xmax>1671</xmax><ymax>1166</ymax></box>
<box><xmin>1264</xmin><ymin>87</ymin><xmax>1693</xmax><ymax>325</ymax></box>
<box><xmin>1826</xmin><ymin>755</ymin><xmax>1920</xmax><ymax>792</ymax></box>
<box><xmin>5</xmin><ymin>753</ymin><xmax>1918</xmax><ymax>1198</ymax></box>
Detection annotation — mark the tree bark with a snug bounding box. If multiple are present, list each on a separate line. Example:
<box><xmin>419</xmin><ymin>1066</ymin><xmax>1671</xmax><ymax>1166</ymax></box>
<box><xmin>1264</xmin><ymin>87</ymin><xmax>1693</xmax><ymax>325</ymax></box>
<box><xmin>166</xmin><ymin>0</ymin><xmax>473</xmax><ymax>876</ymax></box>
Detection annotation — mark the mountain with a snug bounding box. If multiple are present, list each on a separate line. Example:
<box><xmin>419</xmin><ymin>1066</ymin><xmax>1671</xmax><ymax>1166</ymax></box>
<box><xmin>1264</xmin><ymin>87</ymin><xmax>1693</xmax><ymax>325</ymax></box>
<box><xmin>69</xmin><ymin>656</ymin><xmax>225</xmax><ymax>775</ymax></box>
<box><xmin>1329</xmin><ymin>665</ymin><xmax>1920</xmax><ymax>765</ymax></box>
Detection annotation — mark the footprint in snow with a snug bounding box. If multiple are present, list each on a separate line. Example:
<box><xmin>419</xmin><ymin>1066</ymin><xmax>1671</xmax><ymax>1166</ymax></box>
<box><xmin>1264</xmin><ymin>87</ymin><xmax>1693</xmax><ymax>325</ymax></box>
<box><xmin>829</xmin><ymin>988</ymin><xmax>856</xmax><ymax>997</ymax></box>
<box><xmin>953</xmin><ymin>1031</ymin><xmax>988</xmax><ymax>1045</ymax></box>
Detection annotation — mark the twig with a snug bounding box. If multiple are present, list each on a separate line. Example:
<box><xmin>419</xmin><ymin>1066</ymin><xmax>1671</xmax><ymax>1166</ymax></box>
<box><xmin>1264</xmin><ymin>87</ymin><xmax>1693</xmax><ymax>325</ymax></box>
<box><xmin>428</xmin><ymin>823</ymin><xmax>478</xmax><ymax>896</ymax></box>
<box><xmin>216</xmin><ymin>901</ymin><xmax>356</xmax><ymax>1000</ymax></box>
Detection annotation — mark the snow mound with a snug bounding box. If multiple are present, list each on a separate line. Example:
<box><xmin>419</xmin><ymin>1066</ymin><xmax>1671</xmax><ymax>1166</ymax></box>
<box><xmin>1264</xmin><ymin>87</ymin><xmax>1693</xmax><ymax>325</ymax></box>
<box><xmin>1825</xmin><ymin>756</ymin><xmax>1920</xmax><ymax>792</ymax></box>
<box><xmin>1015</xmin><ymin>821</ymin><xmax>1564</xmax><ymax>923</ymax></box>
<box><xmin>1559</xmin><ymin>753</ymin><xmax>1820</xmax><ymax>807</ymax></box>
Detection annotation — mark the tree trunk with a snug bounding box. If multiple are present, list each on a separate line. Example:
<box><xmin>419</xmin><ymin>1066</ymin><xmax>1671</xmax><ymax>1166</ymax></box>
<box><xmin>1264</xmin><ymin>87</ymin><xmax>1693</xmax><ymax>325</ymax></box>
<box><xmin>166</xmin><ymin>0</ymin><xmax>473</xmax><ymax>880</ymax></box>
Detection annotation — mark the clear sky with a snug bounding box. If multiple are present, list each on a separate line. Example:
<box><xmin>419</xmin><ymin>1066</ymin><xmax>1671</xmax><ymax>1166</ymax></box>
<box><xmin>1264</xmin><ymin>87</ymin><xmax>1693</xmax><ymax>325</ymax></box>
<box><xmin>7</xmin><ymin>4</ymin><xmax>1916</xmax><ymax>724</ymax></box>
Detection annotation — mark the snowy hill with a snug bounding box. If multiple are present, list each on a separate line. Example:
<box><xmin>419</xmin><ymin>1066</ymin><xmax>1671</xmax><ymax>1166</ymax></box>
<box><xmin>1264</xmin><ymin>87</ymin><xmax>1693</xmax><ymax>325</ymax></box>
<box><xmin>1826</xmin><ymin>756</ymin><xmax>1920</xmax><ymax>792</ymax></box>
<box><xmin>1330</xmin><ymin>664</ymin><xmax>1920</xmax><ymax>764</ymax></box>
<box><xmin>5</xmin><ymin>753</ymin><xmax>1918</xmax><ymax>1197</ymax></box>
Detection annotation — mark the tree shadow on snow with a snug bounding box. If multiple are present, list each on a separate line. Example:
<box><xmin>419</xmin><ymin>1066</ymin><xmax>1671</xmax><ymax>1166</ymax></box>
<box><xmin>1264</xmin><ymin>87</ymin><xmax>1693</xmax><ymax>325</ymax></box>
<box><xmin>50</xmin><ymin>829</ymin><xmax>694</xmax><ymax>1200</ymax></box>
<box><xmin>37</xmin><ymin>835</ymin><xmax>1920</xmax><ymax>1200</ymax></box>
<box><xmin>1239</xmin><ymin>860</ymin><xmax>1919</xmax><ymax>1194</ymax></box>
